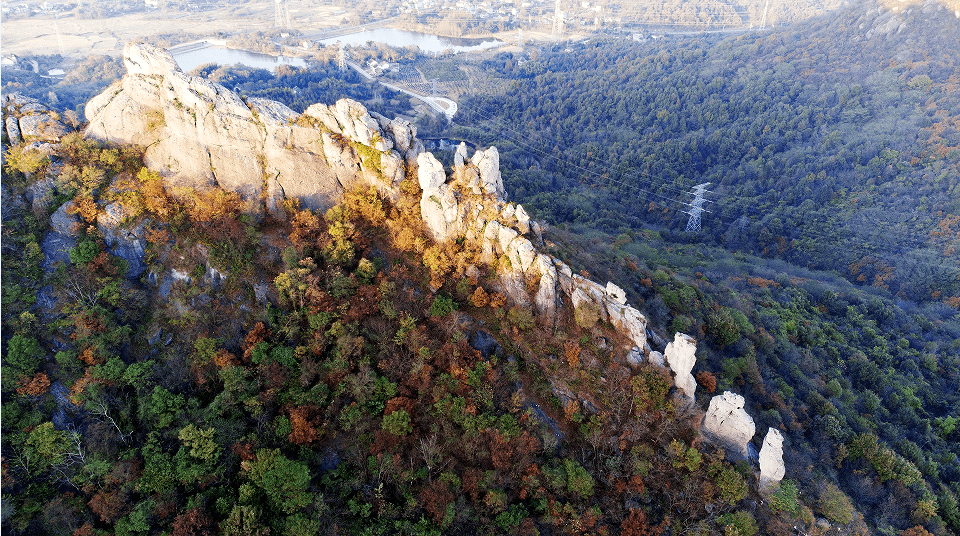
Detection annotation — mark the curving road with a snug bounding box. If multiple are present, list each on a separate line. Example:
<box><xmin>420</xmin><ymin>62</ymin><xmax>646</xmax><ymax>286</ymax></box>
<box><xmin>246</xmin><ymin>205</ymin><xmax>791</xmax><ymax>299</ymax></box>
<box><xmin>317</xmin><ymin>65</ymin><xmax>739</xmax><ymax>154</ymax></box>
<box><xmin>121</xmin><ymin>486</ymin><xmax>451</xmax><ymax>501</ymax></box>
<box><xmin>346</xmin><ymin>60</ymin><xmax>457</xmax><ymax>120</ymax></box>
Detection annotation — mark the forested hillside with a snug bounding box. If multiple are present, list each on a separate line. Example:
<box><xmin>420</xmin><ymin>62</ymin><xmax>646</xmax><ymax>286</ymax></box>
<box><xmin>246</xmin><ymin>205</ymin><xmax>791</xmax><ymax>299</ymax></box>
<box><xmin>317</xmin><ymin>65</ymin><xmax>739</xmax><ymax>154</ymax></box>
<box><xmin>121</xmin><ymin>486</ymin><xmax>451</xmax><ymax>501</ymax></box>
<box><xmin>454</xmin><ymin>0</ymin><xmax>960</xmax><ymax>307</ymax></box>
<box><xmin>4</xmin><ymin>129</ymin><xmax>786</xmax><ymax>536</ymax></box>
<box><xmin>435</xmin><ymin>1</ymin><xmax>960</xmax><ymax>534</ymax></box>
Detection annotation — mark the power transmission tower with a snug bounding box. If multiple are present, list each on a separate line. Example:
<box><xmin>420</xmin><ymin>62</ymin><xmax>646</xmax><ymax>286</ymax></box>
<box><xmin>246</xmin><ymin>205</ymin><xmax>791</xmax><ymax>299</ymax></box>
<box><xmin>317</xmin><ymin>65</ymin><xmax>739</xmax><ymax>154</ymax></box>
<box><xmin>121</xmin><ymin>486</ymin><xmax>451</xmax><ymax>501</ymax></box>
<box><xmin>431</xmin><ymin>79</ymin><xmax>438</xmax><ymax>97</ymax></box>
<box><xmin>759</xmin><ymin>0</ymin><xmax>769</xmax><ymax>28</ymax></box>
<box><xmin>275</xmin><ymin>0</ymin><xmax>289</xmax><ymax>28</ymax></box>
<box><xmin>53</xmin><ymin>11</ymin><xmax>65</xmax><ymax>56</ymax></box>
<box><xmin>553</xmin><ymin>0</ymin><xmax>564</xmax><ymax>40</ymax></box>
<box><xmin>517</xmin><ymin>29</ymin><xmax>523</xmax><ymax>51</ymax></box>
<box><xmin>337</xmin><ymin>44</ymin><xmax>346</xmax><ymax>71</ymax></box>
<box><xmin>682</xmin><ymin>183</ymin><xmax>712</xmax><ymax>233</ymax></box>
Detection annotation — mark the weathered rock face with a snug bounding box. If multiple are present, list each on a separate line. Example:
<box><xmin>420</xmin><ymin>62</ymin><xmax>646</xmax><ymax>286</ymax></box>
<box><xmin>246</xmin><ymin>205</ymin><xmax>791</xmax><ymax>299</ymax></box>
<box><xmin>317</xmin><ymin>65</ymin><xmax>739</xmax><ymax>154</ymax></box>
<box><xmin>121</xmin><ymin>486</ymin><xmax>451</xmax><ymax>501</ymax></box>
<box><xmin>97</xmin><ymin>202</ymin><xmax>148</xmax><ymax>278</ymax></box>
<box><xmin>702</xmin><ymin>391</ymin><xmax>756</xmax><ymax>459</ymax></box>
<box><xmin>665</xmin><ymin>333</ymin><xmax>698</xmax><ymax>402</ymax></box>
<box><xmin>759</xmin><ymin>427</ymin><xmax>786</xmax><ymax>492</ymax></box>
<box><xmin>4</xmin><ymin>93</ymin><xmax>71</xmax><ymax>145</ymax></box>
<box><xmin>84</xmin><ymin>43</ymin><xmax>411</xmax><ymax>216</ymax></box>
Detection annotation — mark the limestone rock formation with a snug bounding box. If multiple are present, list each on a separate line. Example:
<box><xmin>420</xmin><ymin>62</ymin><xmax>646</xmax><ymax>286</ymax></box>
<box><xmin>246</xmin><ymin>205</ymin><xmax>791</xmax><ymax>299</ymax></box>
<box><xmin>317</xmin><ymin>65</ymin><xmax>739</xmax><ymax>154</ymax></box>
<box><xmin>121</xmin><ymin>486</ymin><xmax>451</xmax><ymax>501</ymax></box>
<box><xmin>470</xmin><ymin>146</ymin><xmax>505</xmax><ymax>199</ymax></box>
<box><xmin>759</xmin><ymin>428</ymin><xmax>786</xmax><ymax>492</ymax></box>
<box><xmin>647</xmin><ymin>350</ymin><xmax>665</xmax><ymax>368</ymax></box>
<box><xmin>4</xmin><ymin>93</ymin><xmax>70</xmax><ymax>144</ymax></box>
<box><xmin>97</xmin><ymin>203</ymin><xmax>148</xmax><ymax>278</ymax></box>
<box><xmin>84</xmin><ymin>43</ymin><xmax>413</xmax><ymax>216</ymax></box>
<box><xmin>702</xmin><ymin>391</ymin><xmax>756</xmax><ymax>459</ymax></box>
<box><xmin>665</xmin><ymin>333</ymin><xmax>698</xmax><ymax>402</ymax></box>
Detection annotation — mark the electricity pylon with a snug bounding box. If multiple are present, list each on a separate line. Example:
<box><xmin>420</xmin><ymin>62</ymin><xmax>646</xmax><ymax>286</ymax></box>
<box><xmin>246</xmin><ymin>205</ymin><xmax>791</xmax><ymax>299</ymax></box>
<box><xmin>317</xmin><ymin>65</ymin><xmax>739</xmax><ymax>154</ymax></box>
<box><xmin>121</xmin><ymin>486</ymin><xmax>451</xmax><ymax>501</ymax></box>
<box><xmin>683</xmin><ymin>183</ymin><xmax>712</xmax><ymax>233</ymax></box>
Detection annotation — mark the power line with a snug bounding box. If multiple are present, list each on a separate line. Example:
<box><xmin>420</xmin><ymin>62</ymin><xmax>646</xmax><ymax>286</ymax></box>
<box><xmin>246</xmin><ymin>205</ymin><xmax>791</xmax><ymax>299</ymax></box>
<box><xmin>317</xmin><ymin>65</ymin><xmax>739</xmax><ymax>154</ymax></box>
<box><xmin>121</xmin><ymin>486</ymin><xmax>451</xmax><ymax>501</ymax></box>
<box><xmin>460</xmin><ymin>98</ymin><xmax>691</xmax><ymax>198</ymax></box>
<box><xmin>456</xmin><ymin>102</ymin><xmax>942</xmax><ymax>254</ymax></box>
<box><xmin>459</xmin><ymin>102</ymin><xmax>687</xmax><ymax>211</ymax></box>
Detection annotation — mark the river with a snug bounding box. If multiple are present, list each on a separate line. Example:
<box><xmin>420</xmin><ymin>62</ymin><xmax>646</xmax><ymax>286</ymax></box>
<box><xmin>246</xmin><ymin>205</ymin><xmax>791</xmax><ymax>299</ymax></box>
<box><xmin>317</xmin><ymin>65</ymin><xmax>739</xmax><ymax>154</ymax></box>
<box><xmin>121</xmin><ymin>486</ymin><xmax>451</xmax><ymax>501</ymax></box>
<box><xmin>171</xmin><ymin>44</ymin><xmax>307</xmax><ymax>73</ymax></box>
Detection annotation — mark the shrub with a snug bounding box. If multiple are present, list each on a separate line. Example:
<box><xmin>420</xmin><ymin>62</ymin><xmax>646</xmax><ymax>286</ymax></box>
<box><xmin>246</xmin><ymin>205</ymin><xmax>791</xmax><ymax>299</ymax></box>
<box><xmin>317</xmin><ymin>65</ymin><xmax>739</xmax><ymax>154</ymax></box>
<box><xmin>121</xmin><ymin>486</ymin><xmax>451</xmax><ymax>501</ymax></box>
<box><xmin>382</xmin><ymin>409</ymin><xmax>412</xmax><ymax>436</ymax></box>
<box><xmin>631</xmin><ymin>366</ymin><xmax>672</xmax><ymax>413</ymax></box>
<box><xmin>818</xmin><ymin>482</ymin><xmax>855</xmax><ymax>525</ymax></box>
<box><xmin>70</xmin><ymin>240</ymin><xmax>100</xmax><ymax>265</ymax></box>
<box><xmin>4</xmin><ymin>143</ymin><xmax>49</xmax><ymax>175</ymax></box>
<box><xmin>708</xmin><ymin>461</ymin><xmax>747</xmax><ymax>504</ymax></box>
<box><xmin>574</xmin><ymin>300</ymin><xmax>601</xmax><ymax>328</ymax></box>
<box><xmin>769</xmin><ymin>480</ymin><xmax>802</xmax><ymax>517</ymax></box>
<box><xmin>495</xmin><ymin>504</ymin><xmax>528</xmax><ymax>531</ymax></box>
<box><xmin>429</xmin><ymin>294</ymin><xmax>455</xmax><ymax>317</ymax></box>
<box><xmin>564</xmin><ymin>459</ymin><xmax>594</xmax><ymax>498</ymax></box>
<box><xmin>717</xmin><ymin>511</ymin><xmax>758</xmax><ymax>536</ymax></box>
<box><xmin>506</xmin><ymin>305</ymin><xmax>535</xmax><ymax>331</ymax></box>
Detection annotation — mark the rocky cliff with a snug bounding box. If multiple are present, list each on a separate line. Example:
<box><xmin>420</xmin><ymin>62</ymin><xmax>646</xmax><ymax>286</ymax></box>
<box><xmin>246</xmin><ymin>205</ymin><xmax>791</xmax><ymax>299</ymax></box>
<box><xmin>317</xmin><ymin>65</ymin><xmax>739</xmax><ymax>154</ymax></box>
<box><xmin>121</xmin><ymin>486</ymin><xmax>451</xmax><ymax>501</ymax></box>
<box><xmin>84</xmin><ymin>43</ymin><xmax>421</xmax><ymax>216</ymax></box>
<box><xmin>77</xmin><ymin>43</ymin><xmax>782</xmax><ymax>466</ymax></box>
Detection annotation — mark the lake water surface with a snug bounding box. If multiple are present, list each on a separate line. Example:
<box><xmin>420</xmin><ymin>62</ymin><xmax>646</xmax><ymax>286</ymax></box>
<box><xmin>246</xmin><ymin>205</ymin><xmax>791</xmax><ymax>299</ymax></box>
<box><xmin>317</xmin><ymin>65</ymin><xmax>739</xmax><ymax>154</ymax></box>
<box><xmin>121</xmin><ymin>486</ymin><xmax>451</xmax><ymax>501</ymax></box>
<box><xmin>172</xmin><ymin>46</ymin><xmax>307</xmax><ymax>74</ymax></box>
<box><xmin>319</xmin><ymin>28</ymin><xmax>502</xmax><ymax>54</ymax></box>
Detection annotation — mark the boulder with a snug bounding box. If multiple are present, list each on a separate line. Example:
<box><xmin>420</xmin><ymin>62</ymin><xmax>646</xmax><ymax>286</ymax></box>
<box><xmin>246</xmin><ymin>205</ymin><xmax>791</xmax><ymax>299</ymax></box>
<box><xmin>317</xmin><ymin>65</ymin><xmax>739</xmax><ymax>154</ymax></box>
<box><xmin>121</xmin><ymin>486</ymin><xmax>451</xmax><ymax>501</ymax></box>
<box><xmin>605</xmin><ymin>302</ymin><xmax>647</xmax><ymax>351</ymax></box>
<box><xmin>84</xmin><ymin>43</ymin><xmax>382</xmax><ymax>213</ymax></box>
<box><xmin>497</xmin><ymin>225</ymin><xmax>520</xmax><ymax>258</ymax></box>
<box><xmin>665</xmin><ymin>333</ymin><xmax>697</xmax><ymax>402</ymax></box>
<box><xmin>471</xmin><ymin>146</ymin><xmax>505</xmax><ymax>199</ymax></box>
<box><xmin>97</xmin><ymin>202</ymin><xmax>148</xmax><ymax>278</ymax></box>
<box><xmin>505</xmin><ymin>236</ymin><xmax>537</xmax><ymax>274</ymax></box>
<box><xmin>515</xmin><ymin>204</ymin><xmax>530</xmax><ymax>234</ymax></box>
<box><xmin>759</xmin><ymin>428</ymin><xmax>786</xmax><ymax>492</ymax></box>
<box><xmin>702</xmin><ymin>391</ymin><xmax>756</xmax><ymax>459</ymax></box>
<box><xmin>647</xmin><ymin>350</ymin><xmax>665</xmax><ymax>368</ymax></box>
<box><xmin>605</xmin><ymin>281</ymin><xmax>627</xmax><ymax>304</ymax></box>
<box><xmin>454</xmin><ymin>141</ymin><xmax>468</xmax><ymax>168</ymax></box>
<box><xmin>27</xmin><ymin>175</ymin><xmax>55</xmax><ymax>213</ymax></box>
<box><xmin>18</xmin><ymin>113</ymin><xmax>70</xmax><ymax>142</ymax></box>
<box><xmin>469</xmin><ymin>329</ymin><xmax>501</xmax><ymax>359</ymax></box>
<box><xmin>534</xmin><ymin>264</ymin><xmax>558</xmax><ymax>322</ymax></box>
<box><xmin>50</xmin><ymin>201</ymin><xmax>81</xmax><ymax>236</ymax></box>
<box><xmin>479</xmin><ymin>220</ymin><xmax>501</xmax><ymax>264</ymax></box>
<box><xmin>530</xmin><ymin>220</ymin><xmax>544</xmax><ymax>246</ymax></box>
<box><xmin>420</xmin><ymin>184</ymin><xmax>459</xmax><ymax>242</ymax></box>
<box><xmin>626</xmin><ymin>347</ymin><xmax>644</xmax><ymax>367</ymax></box>
<box><xmin>303</xmin><ymin>103</ymin><xmax>342</xmax><ymax>134</ymax></box>
<box><xmin>417</xmin><ymin>152</ymin><xmax>446</xmax><ymax>191</ymax></box>
<box><xmin>333</xmin><ymin>99</ymin><xmax>392</xmax><ymax>151</ymax></box>
<box><xmin>6</xmin><ymin>116</ymin><xmax>22</xmax><ymax>144</ymax></box>
<box><xmin>498</xmin><ymin>271</ymin><xmax>531</xmax><ymax>308</ymax></box>
<box><xmin>388</xmin><ymin>117</ymin><xmax>415</xmax><ymax>153</ymax></box>
<box><xmin>124</xmin><ymin>42</ymin><xmax>180</xmax><ymax>75</ymax></box>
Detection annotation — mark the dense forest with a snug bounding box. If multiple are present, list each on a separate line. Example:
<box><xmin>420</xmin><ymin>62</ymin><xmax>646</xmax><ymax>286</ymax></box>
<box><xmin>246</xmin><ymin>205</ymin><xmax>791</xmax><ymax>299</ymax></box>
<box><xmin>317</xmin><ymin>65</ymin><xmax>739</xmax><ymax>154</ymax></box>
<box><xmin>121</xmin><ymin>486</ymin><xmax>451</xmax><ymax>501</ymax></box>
<box><xmin>433</xmin><ymin>1</ymin><xmax>960</xmax><ymax>534</ymax></box>
<box><xmin>452</xmin><ymin>3</ymin><xmax>960</xmax><ymax>308</ymax></box>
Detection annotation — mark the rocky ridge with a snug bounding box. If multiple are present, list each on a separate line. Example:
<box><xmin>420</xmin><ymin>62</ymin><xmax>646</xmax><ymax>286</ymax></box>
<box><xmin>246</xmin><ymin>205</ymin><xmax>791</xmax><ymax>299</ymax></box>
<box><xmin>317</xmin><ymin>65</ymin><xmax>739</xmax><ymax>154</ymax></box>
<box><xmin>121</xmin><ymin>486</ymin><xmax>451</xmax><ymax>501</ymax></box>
<box><xmin>73</xmin><ymin>43</ymin><xmax>778</xmax><ymax>480</ymax></box>
<box><xmin>84</xmin><ymin>43</ymin><xmax>422</xmax><ymax>216</ymax></box>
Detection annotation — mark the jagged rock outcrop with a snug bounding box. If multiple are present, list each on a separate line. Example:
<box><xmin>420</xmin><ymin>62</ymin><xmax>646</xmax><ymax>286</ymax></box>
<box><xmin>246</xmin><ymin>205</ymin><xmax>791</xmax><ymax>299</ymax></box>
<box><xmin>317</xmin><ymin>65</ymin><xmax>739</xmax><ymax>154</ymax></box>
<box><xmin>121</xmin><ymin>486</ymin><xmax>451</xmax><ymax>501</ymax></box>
<box><xmin>84</xmin><ymin>43</ymin><xmax>418</xmax><ymax>216</ymax></box>
<box><xmin>42</xmin><ymin>201</ymin><xmax>80</xmax><ymax>274</ymax></box>
<box><xmin>759</xmin><ymin>427</ymin><xmax>786</xmax><ymax>492</ymax></box>
<box><xmin>4</xmin><ymin>93</ymin><xmax>70</xmax><ymax>145</ymax></box>
<box><xmin>665</xmin><ymin>333</ymin><xmax>698</xmax><ymax>402</ymax></box>
<box><xmin>702</xmin><ymin>391</ymin><xmax>756</xmax><ymax>459</ymax></box>
<box><xmin>97</xmin><ymin>202</ymin><xmax>148</xmax><ymax>278</ymax></box>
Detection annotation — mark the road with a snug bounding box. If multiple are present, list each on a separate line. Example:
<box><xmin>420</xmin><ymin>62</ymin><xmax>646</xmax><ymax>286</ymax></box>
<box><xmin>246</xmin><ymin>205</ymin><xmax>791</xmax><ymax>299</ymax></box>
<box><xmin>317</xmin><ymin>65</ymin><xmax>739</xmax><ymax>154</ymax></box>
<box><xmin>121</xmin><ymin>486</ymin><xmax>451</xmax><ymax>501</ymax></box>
<box><xmin>345</xmin><ymin>60</ymin><xmax>457</xmax><ymax>120</ymax></box>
